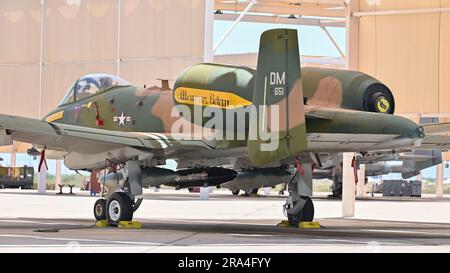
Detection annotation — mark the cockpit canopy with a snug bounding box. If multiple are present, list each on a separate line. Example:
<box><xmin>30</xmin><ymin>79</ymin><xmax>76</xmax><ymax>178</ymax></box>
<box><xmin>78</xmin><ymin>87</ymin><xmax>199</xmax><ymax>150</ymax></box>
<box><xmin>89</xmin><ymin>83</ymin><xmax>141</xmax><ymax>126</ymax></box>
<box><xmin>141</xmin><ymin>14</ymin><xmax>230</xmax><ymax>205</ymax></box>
<box><xmin>59</xmin><ymin>73</ymin><xmax>131</xmax><ymax>105</ymax></box>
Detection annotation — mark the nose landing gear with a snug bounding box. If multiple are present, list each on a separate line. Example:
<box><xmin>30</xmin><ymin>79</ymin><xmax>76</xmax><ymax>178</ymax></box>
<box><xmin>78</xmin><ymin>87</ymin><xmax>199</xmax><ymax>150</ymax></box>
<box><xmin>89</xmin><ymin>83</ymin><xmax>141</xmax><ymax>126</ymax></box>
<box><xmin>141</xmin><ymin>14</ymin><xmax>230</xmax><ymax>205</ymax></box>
<box><xmin>93</xmin><ymin>160</ymin><xmax>143</xmax><ymax>226</ymax></box>
<box><xmin>93</xmin><ymin>192</ymin><xmax>134</xmax><ymax>226</ymax></box>
<box><xmin>106</xmin><ymin>192</ymin><xmax>133</xmax><ymax>226</ymax></box>
<box><xmin>93</xmin><ymin>199</ymin><xmax>106</xmax><ymax>221</ymax></box>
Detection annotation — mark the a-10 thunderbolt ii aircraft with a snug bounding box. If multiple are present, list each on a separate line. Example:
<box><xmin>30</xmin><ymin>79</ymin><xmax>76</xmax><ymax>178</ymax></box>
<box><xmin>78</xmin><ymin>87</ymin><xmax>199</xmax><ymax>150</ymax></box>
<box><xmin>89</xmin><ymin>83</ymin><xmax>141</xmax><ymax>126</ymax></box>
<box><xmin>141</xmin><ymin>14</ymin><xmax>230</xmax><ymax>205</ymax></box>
<box><xmin>2</xmin><ymin>28</ymin><xmax>450</xmax><ymax>227</ymax></box>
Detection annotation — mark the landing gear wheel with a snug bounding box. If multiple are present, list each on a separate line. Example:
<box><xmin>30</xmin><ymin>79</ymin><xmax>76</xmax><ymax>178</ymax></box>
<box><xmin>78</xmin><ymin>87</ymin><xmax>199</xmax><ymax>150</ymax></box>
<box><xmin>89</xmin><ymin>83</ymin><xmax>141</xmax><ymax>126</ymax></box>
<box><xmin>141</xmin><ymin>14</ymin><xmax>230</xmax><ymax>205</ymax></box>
<box><xmin>231</xmin><ymin>190</ymin><xmax>240</xmax><ymax>196</ymax></box>
<box><xmin>244</xmin><ymin>188</ymin><xmax>258</xmax><ymax>196</ymax></box>
<box><xmin>287</xmin><ymin>197</ymin><xmax>315</xmax><ymax>227</ymax></box>
<box><xmin>93</xmin><ymin>199</ymin><xmax>107</xmax><ymax>221</ymax></box>
<box><xmin>106</xmin><ymin>192</ymin><xmax>133</xmax><ymax>226</ymax></box>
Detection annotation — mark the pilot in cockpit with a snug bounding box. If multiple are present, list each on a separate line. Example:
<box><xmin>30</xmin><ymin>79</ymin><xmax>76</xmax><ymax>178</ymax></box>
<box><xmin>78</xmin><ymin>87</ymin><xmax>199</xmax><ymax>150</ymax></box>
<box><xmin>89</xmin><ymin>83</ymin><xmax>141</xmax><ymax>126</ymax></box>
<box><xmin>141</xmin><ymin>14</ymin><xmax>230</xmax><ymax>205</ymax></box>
<box><xmin>98</xmin><ymin>76</ymin><xmax>114</xmax><ymax>91</ymax></box>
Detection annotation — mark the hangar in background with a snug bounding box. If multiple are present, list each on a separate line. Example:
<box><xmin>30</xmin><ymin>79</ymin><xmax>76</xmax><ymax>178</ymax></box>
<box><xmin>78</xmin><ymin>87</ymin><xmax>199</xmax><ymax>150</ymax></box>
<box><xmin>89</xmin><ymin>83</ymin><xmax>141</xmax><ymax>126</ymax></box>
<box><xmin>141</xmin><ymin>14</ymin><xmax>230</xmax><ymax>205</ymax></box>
<box><xmin>0</xmin><ymin>0</ymin><xmax>448</xmax><ymax>201</ymax></box>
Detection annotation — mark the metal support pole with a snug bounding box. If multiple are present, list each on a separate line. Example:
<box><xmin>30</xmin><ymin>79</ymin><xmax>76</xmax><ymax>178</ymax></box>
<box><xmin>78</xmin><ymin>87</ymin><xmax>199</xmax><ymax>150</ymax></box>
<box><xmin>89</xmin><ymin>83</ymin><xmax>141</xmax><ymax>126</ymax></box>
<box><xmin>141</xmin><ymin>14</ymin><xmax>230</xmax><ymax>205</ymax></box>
<box><xmin>345</xmin><ymin>0</ymin><xmax>359</xmax><ymax>70</ymax></box>
<box><xmin>342</xmin><ymin>153</ymin><xmax>355</xmax><ymax>217</ymax></box>
<box><xmin>38</xmin><ymin>161</ymin><xmax>47</xmax><ymax>194</ymax></box>
<box><xmin>117</xmin><ymin>0</ymin><xmax>122</xmax><ymax>76</ymax></box>
<box><xmin>320</xmin><ymin>26</ymin><xmax>345</xmax><ymax>60</ymax></box>
<box><xmin>200</xmin><ymin>187</ymin><xmax>210</xmax><ymax>200</ymax></box>
<box><xmin>204</xmin><ymin>0</ymin><xmax>214</xmax><ymax>62</ymax></box>
<box><xmin>38</xmin><ymin>0</ymin><xmax>45</xmax><ymax>119</ymax></box>
<box><xmin>357</xmin><ymin>164</ymin><xmax>366</xmax><ymax>197</ymax></box>
<box><xmin>213</xmin><ymin>0</ymin><xmax>258</xmax><ymax>53</ymax></box>
<box><xmin>10</xmin><ymin>141</ymin><xmax>17</xmax><ymax>168</ymax></box>
<box><xmin>436</xmin><ymin>163</ymin><xmax>444</xmax><ymax>198</ymax></box>
<box><xmin>55</xmin><ymin>160</ymin><xmax>62</xmax><ymax>191</ymax></box>
<box><xmin>354</xmin><ymin>7</ymin><xmax>450</xmax><ymax>17</ymax></box>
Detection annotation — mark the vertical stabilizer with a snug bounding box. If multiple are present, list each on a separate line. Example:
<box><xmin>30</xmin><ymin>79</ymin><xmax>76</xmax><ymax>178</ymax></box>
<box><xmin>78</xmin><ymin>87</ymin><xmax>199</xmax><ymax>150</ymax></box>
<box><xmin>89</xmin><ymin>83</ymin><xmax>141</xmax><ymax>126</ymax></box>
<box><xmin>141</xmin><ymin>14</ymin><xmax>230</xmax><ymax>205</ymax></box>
<box><xmin>247</xmin><ymin>29</ymin><xmax>307</xmax><ymax>166</ymax></box>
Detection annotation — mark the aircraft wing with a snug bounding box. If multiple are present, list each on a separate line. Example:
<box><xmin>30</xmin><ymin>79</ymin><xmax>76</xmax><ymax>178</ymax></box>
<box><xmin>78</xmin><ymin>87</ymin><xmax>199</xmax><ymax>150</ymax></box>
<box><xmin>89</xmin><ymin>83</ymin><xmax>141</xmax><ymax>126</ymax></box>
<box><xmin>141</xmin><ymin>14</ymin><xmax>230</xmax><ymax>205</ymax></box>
<box><xmin>306</xmin><ymin>130</ymin><xmax>450</xmax><ymax>152</ymax></box>
<box><xmin>416</xmin><ymin>135</ymin><xmax>450</xmax><ymax>150</ymax></box>
<box><xmin>415</xmin><ymin>122</ymin><xmax>450</xmax><ymax>150</ymax></box>
<box><xmin>422</xmin><ymin>122</ymin><xmax>450</xmax><ymax>135</ymax></box>
<box><xmin>0</xmin><ymin>114</ymin><xmax>213</xmax><ymax>170</ymax></box>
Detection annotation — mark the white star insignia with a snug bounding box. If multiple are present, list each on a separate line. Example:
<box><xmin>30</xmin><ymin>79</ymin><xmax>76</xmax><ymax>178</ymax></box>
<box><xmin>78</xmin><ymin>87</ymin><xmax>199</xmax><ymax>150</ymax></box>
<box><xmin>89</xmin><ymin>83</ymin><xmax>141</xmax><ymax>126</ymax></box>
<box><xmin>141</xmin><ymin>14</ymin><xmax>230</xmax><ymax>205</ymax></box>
<box><xmin>113</xmin><ymin>112</ymin><xmax>131</xmax><ymax>126</ymax></box>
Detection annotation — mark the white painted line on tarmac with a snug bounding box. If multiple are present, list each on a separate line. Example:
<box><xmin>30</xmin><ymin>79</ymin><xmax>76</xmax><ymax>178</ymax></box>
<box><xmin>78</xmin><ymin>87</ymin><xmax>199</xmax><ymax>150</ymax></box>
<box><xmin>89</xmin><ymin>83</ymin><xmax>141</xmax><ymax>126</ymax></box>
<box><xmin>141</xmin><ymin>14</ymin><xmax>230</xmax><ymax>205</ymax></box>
<box><xmin>0</xmin><ymin>244</ymin><xmax>136</xmax><ymax>247</ymax></box>
<box><xmin>0</xmin><ymin>234</ymin><xmax>161</xmax><ymax>246</ymax></box>
<box><xmin>339</xmin><ymin>218</ymin><xmax>450</xmax><ymax>227</ymax></box>
<box><xmin>228</xmin><ymin>234</ymin><xmax>274</xmax><ymax>237</ymax></box>
<box><xmin>0</xmin><ymin>219</ymin><xmax>84</xmax><ymax>226</ymax></box>
<box><xmin>361</xmin><ymin>229</ymin><xmax>450</xmax><ymax>237</ymax></box>
<box><xmin>311</xmin><ymin>238</ymin><xmax>406</xmax><ymax>246</ymax></box>
<box><xmin>151</xmin><ymin>218</ymin><xmax>273</xmax><ymax>226</ymax></box>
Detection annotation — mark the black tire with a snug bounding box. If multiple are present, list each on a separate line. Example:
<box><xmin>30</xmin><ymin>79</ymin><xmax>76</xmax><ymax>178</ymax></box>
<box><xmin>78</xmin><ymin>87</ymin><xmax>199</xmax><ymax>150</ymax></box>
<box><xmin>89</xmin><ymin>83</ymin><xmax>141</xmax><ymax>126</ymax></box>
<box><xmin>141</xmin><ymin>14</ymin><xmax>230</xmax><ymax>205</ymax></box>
<box><xmin>23</xmin><ymin>184</ymin><xmax>33</xmax><ymax>190</ymax></box>
<box><xmin>106</xmin><ymin>192</ymin><xmax>133</xmax><ymax>226</ymax></box>
<box><xmin>231</xmin><ymin>189</ymin><xmax>240</xmax><ymax>196</ymax></box>
<box><xmin>251</xmin><ymin>188</ymin><xmax>259</xmax><ymax>194</ymax></box>
<box><xmin>287</xmin><ymin>197</ymin><xmax>315</xmax><ymax>227</ymax></box>
<box><xmin>93</xmin><ymin>199</ymin><xmax>107</xmax><ymax>221</ymax></box>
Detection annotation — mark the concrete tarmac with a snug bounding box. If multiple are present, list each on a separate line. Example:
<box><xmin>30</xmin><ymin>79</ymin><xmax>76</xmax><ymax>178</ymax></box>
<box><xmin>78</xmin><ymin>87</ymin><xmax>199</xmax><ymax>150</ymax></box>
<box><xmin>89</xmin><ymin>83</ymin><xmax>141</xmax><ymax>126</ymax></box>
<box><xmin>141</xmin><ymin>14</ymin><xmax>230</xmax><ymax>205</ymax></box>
<box><xmin>0</xmin><ymin>188</ymin><xmax>450</xmax><ymax>252</ymax></box>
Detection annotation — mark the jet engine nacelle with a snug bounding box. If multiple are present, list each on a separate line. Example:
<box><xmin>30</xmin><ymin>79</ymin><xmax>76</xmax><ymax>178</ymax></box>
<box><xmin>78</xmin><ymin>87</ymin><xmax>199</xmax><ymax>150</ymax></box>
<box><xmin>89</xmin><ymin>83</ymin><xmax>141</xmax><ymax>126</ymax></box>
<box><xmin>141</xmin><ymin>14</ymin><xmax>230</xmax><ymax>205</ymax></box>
<box><xmin>302</xmin><ymin>67</ymin><xmax>395</xmax><ymax>114</ymax></box>
<box><xmin>173</xmin><ymin>64</ymin><xmax>395</xmax><ymax>121</ymax></box>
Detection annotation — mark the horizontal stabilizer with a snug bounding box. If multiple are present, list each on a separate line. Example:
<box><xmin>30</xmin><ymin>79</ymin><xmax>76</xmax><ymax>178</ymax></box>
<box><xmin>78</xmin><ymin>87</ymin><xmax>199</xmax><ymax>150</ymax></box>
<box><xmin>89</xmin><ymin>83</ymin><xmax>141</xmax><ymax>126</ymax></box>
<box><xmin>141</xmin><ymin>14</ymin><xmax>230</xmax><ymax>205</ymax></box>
<box><xmin>419</xmin><ymin>135</ymin><xmax>450</xmax><ymax>150</ymax></box>
<box><xmin>402</xmin><ymin>149</ymin><xmax>442</xmax><ymax>179</ymax></box>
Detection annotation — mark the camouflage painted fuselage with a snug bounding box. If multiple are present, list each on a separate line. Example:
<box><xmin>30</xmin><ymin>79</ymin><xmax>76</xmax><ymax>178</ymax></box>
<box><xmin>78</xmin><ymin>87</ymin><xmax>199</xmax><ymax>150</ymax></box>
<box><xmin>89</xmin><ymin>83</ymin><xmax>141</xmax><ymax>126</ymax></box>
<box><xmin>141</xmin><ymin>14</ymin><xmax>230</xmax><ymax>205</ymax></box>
<box><xmin>44</xmin><ymin>65</ymin><xmax>421</xmax><ymax>156</ymax></box>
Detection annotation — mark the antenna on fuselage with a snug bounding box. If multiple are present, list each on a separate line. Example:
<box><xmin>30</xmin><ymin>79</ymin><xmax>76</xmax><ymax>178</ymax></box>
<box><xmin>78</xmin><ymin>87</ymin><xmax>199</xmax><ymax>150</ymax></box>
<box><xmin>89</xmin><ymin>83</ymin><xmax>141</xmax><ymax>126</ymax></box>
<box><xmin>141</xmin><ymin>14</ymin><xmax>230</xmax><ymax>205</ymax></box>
<box><xmin>157</xmin><ymin>79</ymin><xmax>172</xmax><ymax>90</ymax></box>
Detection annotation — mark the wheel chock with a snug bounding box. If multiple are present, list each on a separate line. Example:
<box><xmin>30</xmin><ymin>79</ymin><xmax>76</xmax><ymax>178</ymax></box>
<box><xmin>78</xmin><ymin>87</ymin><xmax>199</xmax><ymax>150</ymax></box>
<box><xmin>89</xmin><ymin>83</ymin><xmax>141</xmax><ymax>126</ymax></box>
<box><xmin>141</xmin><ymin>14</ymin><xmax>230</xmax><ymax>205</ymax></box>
<box><xmin>118</xmin><ymin>221</ymin><xmax>142</xmax><ymax>229</ymax></box>
<box><xmin>299</xmin><ymin>222</ymin><xmax>321</xmax><ymax>229</ymax></box>
<box><xmin>95</xmin><ymin>220</ymin><xmax>109</xmax><ymax>227</ymax></box>
<box><xmin>95</xmin><ymin>220</ymin><xmax>142</xmax><ymax>228</ymax></box>
<box><xmin>277</xmin><ymin>220</ymin><xmax>321</xmax><ymax>228</ymax></box>
<box><xmin>276</xmin><ymin>220</ymin><xmax>291</xmax><ymax>227</ymax></box>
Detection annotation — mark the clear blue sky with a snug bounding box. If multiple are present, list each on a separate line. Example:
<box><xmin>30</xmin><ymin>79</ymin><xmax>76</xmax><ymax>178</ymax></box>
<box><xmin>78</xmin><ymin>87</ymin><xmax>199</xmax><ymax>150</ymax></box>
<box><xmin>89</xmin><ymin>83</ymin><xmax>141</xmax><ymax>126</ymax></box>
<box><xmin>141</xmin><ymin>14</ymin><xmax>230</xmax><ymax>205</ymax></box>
<box><xmin>0</xmin><ymin>20</ymin><xmax>445</xmax><ymax>180</ymax></box>
<box><xmin>214</xmin><ymin>20</ymin><xmax>346</xmax><ymax>57</ymax></box>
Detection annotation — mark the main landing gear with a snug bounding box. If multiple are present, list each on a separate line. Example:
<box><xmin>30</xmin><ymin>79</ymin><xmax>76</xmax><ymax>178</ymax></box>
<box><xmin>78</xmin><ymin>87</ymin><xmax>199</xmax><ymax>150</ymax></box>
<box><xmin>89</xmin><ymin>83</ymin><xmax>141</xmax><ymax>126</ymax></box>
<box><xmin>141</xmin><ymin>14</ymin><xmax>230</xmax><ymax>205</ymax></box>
<box><xmin>286</xmin><ymin>197</ymin><xmax>314</xmax><ymax>226</ymax></box>
<box><xmin>231</xmin><ymin>189</ymin><xmax>240</xmax><ymax>196</ymax></box>
<box><xmin>283</xmin><ymin>162</ymin><xmax>315</xmax><ymax>227</ymax></box>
